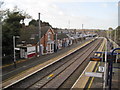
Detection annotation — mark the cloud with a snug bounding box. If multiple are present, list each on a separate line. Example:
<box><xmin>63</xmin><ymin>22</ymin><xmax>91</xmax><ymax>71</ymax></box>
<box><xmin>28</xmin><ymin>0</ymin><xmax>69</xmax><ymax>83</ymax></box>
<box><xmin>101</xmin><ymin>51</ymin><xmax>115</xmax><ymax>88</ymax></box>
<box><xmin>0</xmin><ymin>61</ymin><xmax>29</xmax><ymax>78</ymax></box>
<box><xmin>2</xmin><ymin>0</ymin><xmax>118</xmax><ymax>29</ymax></box>
<box><xmin>101</xmin><ymin>3</ymin><xmax>108</xmax><ymax>8</ymax></box>
<box><xmin>52</xmin><ymin>0</ymin><xmax>118</xmax><ymax>2</ymax></box>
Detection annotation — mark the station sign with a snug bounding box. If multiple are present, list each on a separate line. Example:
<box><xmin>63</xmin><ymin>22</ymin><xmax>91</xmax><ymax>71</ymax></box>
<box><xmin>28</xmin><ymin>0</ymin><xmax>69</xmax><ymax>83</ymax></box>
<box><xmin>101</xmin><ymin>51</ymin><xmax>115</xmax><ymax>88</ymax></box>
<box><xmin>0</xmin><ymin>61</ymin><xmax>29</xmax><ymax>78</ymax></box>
<box><xmin>98</xmin><ymin>66</ymin><xmax>104</xmax><ymax>72</ymax></box>
<box><xmin>15</xmin><ymin>48</ymin><xmax>20</xmax><ymax>50</ymax></box>
<box><xmin>85</xmin><ymin>72</ymin><xmax>103</xmax><ymax>78</ymax></box>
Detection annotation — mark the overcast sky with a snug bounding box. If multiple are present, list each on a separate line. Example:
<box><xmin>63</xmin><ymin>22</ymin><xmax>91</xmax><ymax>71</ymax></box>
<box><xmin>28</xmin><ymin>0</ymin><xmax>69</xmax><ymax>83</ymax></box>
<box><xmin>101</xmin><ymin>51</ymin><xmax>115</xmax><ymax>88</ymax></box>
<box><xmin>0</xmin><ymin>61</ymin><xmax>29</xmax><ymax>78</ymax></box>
<box><xmin>1</xmin><ymin>0</ymin><xmax>119</xmax><ymax>29</ymax></box>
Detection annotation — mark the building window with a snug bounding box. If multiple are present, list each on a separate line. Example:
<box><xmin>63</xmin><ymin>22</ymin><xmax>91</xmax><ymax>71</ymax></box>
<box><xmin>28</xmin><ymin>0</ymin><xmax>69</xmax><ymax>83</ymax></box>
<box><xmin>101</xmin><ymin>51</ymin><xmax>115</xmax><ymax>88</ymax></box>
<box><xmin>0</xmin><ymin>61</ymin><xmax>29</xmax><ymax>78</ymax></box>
<box><xmin>51</xmin><ymin>43</ymin><xmax>53</xmax><ymax>50</ymax></box>
<box><xmin>48</xmin><ymin>32</ymin><xmax>51</xmax><ymax>41</ymax></box>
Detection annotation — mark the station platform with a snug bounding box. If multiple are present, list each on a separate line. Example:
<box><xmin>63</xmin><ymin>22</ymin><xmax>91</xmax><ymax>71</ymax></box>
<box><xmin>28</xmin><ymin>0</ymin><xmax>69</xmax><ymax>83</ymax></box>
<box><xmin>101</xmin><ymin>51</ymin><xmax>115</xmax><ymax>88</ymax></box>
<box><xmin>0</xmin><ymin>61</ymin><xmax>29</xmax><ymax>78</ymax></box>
<box><xmin>2</xmin><ymin>39</ymin><xmax>95</xmax><ymax>89</ymax></box>
<box><xmin>89</xmin><ymin>62</ymin><xmax>120</xmax><ymax>89</ymax></box>
<box><xmin>89</xmin><ymin>38</ymin><xmax>120</xmax><ymax>89</ymax></box>
<box><xmin>71</xmin><ymin>37</ymin><xmax>106</xmax><ymax>89</ymax></box>
<box><xmin>71</xmin><ymin>38</ymin><xmax>120</xmax><ymax>89</ymax></box>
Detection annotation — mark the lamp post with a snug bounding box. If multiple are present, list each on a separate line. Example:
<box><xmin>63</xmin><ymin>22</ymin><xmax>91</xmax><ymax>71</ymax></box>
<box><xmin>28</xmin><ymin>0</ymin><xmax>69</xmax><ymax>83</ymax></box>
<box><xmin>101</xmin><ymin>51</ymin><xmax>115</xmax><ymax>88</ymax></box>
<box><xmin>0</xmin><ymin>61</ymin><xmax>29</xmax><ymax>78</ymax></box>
<box><xmin>13</xmin><ymin>36</ymin><xmax>19</xmax><ymax>68</ymax></box>
<box><xmin>82</xmin><ymin>24</ymin><xmax>84</xmax><ymax>41</ymax></box>
<box><xmin>38</xmin><ymin>13</ymin><xmax>41</xmax><ymax>56</ymax></box>
<box><xmin>55</xmin><ymin>33</ymin><xmax>58</xmax><ymax>52</ymax></box>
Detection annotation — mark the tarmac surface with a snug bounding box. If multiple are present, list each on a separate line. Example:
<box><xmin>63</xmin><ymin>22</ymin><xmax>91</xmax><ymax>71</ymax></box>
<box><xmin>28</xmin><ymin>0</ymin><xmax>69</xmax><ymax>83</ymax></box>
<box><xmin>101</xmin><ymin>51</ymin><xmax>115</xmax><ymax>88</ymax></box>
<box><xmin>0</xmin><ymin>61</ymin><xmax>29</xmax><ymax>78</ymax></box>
<box><xmin>89</xmin><ymin>62</ymin><xmax>120</xmax><ymax>89</ymax></box>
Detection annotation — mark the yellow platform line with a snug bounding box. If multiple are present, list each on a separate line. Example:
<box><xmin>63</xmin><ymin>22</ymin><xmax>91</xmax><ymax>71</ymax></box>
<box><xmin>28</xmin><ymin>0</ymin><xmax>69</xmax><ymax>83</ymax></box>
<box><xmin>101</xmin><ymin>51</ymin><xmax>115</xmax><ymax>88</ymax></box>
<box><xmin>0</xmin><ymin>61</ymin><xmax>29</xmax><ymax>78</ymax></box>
<box><xmin>87</xmin><ymin>62</ymin><xmax>100</xmax><ymax>89</ymax></box>
<box><xmin>1</xmin><ymin>40</ymin><xmax>93</xmax><ymax>69</ymax></box>
<box><xmin>2</xmin><ymin>39</ymin><xmax>94</xmax><ymax>89</ymax></box>
<box><xmin>87</xmin><ymin>37</ymin><xmax>106</xmax><ymax>89</ymax></box>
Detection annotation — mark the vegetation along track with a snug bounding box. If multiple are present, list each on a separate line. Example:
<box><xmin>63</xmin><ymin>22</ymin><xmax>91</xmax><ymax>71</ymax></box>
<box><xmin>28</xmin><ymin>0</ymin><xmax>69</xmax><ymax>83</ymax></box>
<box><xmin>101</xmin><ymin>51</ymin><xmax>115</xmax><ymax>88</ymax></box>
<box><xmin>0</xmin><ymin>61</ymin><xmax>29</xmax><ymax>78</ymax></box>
<box><xmin>5</xmin><ymin>38</ymin><xmax>103</xmax><ymax>89</ymax></box>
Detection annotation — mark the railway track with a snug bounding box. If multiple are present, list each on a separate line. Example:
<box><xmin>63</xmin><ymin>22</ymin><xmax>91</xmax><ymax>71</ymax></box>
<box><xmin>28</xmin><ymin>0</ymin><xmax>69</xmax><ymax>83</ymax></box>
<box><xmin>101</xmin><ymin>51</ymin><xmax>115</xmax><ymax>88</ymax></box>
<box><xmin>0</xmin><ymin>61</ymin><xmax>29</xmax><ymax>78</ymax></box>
<box><xmin>4</xmin><ymin>38</ymin><xmax>103</xmax><ymax>89</ymax></box>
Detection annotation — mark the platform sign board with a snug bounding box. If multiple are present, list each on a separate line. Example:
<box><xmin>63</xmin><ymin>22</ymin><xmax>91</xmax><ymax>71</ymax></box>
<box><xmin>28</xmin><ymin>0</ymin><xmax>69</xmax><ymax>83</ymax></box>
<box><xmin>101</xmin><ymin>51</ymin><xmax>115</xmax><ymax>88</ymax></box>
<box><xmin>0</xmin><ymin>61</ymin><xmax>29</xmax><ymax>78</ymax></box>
<box><xmin>15</xmin><ymin>48</ymin><xmax>20</xmax><ymax>50</ymax></box>
<box><xmin>98</xmin><ymin>66</ymin><xmax>104</xmax><ymax>72</ymax></box>
<box><xmin>85</xmin><ymin>72</ymin><xmax>103</xmax><ymax>78</ymax></box>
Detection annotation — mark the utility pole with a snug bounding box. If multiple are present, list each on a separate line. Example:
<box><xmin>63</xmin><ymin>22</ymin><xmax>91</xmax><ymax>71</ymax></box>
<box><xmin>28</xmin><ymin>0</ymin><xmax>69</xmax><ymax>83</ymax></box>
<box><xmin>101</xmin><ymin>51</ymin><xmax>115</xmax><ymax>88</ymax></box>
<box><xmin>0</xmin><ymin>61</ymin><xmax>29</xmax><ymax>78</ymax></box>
<box><xmin>38</xmin><ymin>13</ymin><xmax>41</xmax><ymax>56</ymax></box>
<box><xmin>55</xmin><ymin>33</ymin><xmax>58</xmax><ymax>52</ymax></box>
<box><xmin>13</xmin><ymin>36</ymin><xmax>16</xmax><ymax>68</ymax></box>
<box><xmin>67</xmin><ymin>20</ymin><xmax>70</xmax><ymax>34</ymax></box>
<box><xmin>92</xmin><ymin>29</ymin><xmax>94</xmax><ymax>38</ymax></box>
<box><xmin>103</xmin><ymin>38</ymin><xmax>107</xmax><ymax>89</ymax></box>
<box><xmin>13</xmin><ymin>36</ymin><xmax>19</xmax><ymax>68</ymax></box>
<box><xmin>82</xmin><ymin>24</ymin><xmax>84</xmax><ymax>41</ymax></box>
<box><xmin>82</xmin><ymin>24</ymin><xmax>83</xmax><ymax>31</ymax></box>
<box><xmin>68</xmin><ymin>20</ymin><xmax>70</xmax><ymax>29</ymax></box>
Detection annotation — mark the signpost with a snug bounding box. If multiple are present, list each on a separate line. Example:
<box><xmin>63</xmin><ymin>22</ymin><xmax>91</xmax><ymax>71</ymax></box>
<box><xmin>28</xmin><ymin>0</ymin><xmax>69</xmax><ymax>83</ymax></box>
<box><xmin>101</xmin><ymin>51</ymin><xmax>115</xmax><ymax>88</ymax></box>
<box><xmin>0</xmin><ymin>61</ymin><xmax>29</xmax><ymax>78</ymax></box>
<box><xmin>85</xmin><ymin>72</ymin><xmax>103</xmax><ymax>78</ymax></box>
<box><xmin>13</xmin><ymin>36</ymin><xmax>20</xmax><ymax>68</ymax></box>
<box><xmin>98</xmin><ymin>66</ymin><xmax>104</xmax><ymax>72</ymax></box>
<box><xmin>15</xmin><ymin>48</ymin><xmax>20</xmax><ymax>50</ymax></box>
<box><xmin>90</xmin><ymin>47</ymin><xmax>120</xmax><ymax>90</ymax></box>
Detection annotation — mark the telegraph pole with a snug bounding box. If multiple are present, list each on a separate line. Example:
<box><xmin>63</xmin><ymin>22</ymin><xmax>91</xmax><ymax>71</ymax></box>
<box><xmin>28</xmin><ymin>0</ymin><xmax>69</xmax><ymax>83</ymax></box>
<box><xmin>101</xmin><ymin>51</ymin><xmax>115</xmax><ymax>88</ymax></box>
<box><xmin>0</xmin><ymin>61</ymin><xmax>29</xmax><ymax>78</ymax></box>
<box><xmin>68</xmin><ymin>20</ymin><xmax>70</xmax><ymax>29</ymax></box>
<box><xmin>55</xmin><ymin>33</ymin><xmax>58</xmax><ymax>52</ymax></box>
<box><xmin>82</xmin><ymin>24</ymin><xmax>84</xmax><ymax>41</ymax></box>
<box><xmin>38</xmin><ymin>13</ymin><xmax>41</xmax><ymax>56</ymax></box>
<box><xmin>92</xmin><ymin>29</ymin><xmax>94</xmax><ymax>38</ymax></box>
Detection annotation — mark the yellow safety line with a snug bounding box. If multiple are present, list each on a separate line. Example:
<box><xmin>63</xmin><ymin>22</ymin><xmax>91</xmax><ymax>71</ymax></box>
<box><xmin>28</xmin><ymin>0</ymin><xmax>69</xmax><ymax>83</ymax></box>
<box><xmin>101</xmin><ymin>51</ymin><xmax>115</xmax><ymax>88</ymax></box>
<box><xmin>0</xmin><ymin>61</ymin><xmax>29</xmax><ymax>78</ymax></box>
<box><xmin>87</xmin><ymin>38</ymin><xmax>106</xmax><ymax>89</ymax></box>
<box><xmin>2</xmin><ymin>40</ymin><xmax>93</xmax><ymax>84</ymax></box>
<box><xmin>87</xmin><ymin>62</ymin><xmax>100</xmax><ymax>89</ymax></box>
<box><xmin>2</xmin><ymin>62</ymin><xmax>40</xmax><ymax>83</ymax></box>
<box><xmin>1</xmin><ymin>40</ymin><xmax>93</xmax><ymax>69</ymax></box>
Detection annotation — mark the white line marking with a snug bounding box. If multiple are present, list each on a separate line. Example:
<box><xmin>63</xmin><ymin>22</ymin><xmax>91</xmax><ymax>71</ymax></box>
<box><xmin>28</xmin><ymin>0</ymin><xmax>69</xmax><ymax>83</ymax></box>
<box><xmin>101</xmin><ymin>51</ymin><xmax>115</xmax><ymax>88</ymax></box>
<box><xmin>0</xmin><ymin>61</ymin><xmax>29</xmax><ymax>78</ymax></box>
<box><xmin>71</xmin><ymin>62</ymin><xmax>91</xmax><ymax>89</ymax></box>
<box><xmin>3</xmin><ymin>39</ymin><xmax>94</xmax><ymax>89</ymax></box>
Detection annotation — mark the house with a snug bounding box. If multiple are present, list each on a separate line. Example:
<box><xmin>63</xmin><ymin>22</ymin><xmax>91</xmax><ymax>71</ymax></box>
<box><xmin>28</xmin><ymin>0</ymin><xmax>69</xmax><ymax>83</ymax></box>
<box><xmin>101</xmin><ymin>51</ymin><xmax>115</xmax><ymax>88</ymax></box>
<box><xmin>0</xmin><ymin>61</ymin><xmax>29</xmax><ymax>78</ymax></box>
<box><xmin>17</xmin><ymin>25</ymin><xmax>55</xmax><ymax>58</ymax></box>
<box><xmin>40</xmin><ymin>26</ymin><xmax>55</xmax><ymax>54</ymax></box>
<box><xmin>55</xmin><ymin>32</ymin><xmax>72</xmax><ymax>50</ymax></box>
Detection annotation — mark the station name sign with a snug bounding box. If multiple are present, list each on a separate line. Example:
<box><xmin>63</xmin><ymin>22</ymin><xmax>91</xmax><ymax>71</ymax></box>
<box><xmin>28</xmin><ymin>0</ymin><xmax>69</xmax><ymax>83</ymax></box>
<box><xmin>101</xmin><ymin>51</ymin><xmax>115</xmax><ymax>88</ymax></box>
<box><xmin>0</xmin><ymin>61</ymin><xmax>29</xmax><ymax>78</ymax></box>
<box><xmin>85</xmin><ymin>72</ymin><xmax>103</xmax><ymax>78</ymax></box>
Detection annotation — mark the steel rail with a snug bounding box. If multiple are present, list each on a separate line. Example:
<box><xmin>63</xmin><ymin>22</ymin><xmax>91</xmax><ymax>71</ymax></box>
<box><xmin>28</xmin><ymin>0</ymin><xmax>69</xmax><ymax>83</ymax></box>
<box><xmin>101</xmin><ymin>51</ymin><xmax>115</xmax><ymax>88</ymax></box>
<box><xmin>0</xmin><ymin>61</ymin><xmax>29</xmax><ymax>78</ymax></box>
<box><xmin>4</xmin><ymin>39</ymin><xmax>103</xmax><ymax>89</ymax></box>
<box><xmin>26</xmin><ymin>39</ymin><xmax>102</xmax><ymax>89</ymax></box>
<box><xmin>40</xmin><ymin>39</ymin><xmax>103</xmax><ymax>89</ymax></box>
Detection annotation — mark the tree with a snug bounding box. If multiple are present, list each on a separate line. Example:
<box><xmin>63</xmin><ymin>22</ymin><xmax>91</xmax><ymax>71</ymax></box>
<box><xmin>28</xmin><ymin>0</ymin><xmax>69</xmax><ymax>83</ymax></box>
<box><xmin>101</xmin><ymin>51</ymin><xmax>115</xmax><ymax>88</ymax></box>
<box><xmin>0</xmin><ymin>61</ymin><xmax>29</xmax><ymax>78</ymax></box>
<box><xmin>116</xmin><ymin>26</ymin><xmax>120</xmax><ymax>45</ymax></box>
<box><xmin>29</xmin><ymin>19</ymin><xmax>39</xmax><ymax>26</ymax></box>
<box><xmin>108</xmin><ymin>26</ymin><xmax>120</xmax><ymax>46</ymax></box>
<box><xmin>29</xmin><ymin>19</ymin><xmax>52</xmax><ymax>27</ymax></box>
<box><xmin>2</xmin><ymin>8</ymin><xmax>28</xmax><ymax>55</ymax></box>
<box><xmin>108</xmin><ymin>27</ymin><xmax>113</xmax><ymax>30</ymax></box>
